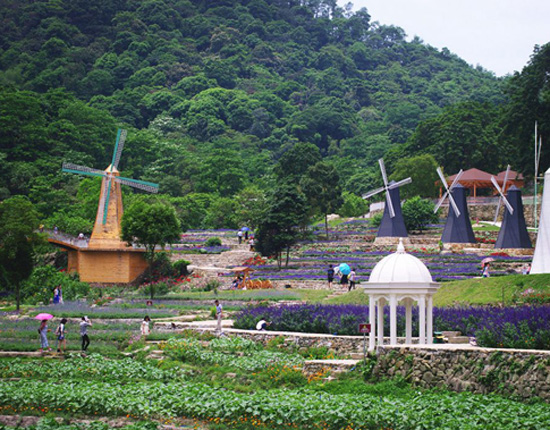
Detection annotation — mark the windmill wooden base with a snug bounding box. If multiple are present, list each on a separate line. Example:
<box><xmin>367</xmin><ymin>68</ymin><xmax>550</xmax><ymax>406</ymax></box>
<box><xmin>66</xmin><ymin>246</ymin><xmax>148</xmax><ymax>284</ymax></box>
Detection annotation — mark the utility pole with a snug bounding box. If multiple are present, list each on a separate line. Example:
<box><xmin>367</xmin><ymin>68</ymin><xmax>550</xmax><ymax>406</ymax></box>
<box><xmin>534</xmin><ymin>121</ymin><xmax>542</xmax><ymax>230</ymax></box>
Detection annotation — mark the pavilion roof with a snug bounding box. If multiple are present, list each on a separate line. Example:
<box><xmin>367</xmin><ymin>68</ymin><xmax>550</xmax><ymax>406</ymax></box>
<box><xmin>445</xmin><ymin>168</ymin><xmax>524</xmax><ymax>189</ymax></box>
<box><xmin>447</xmin><ymin>168</ymin><xmax>492</xmax><ymax>187</ymax></box>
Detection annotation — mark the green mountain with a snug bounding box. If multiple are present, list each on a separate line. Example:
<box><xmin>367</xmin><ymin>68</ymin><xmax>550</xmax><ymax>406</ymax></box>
<box><xmin>1</xmin><ymin>0</ymin><xmax>546</xmax><ymax>230</ymax></box>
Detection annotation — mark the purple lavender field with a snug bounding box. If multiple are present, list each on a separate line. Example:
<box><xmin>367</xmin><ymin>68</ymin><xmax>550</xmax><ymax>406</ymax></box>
<box><xmin>234</xmin><ymin>303</ymin><xmax>550</xmax><ymax>350</ymax></box>
<box><xmin>232</xmin><ymin>220</ymin><xmax>529</xmax><ymax>283</ymax></box>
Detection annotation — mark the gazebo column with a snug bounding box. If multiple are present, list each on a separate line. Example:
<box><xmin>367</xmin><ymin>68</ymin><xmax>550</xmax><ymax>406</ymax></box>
<box><xmin>405</xmin><ymin>298</ymin><xmax>412</xmax><ymax>344</ymax></box>
<box><xmin>427</xmin><ymin>295</ymin><xmax>434</xmax><ymax>345</ymax></box>
<box><xmin>418</xmin><ymin>295</ymin><xmax>426</xmax><ymax>345</ymax></box>
<box><xmin>369</xmin><ymin>295</ymin><xmax>376</xmax><ymax>351</ymax></box>
<box><xmin>389</xmin><ymin>294</ymin><xmax>397</xmax><ymax>345</ymax></box>
<box><xmin>377</xmin><ymin>298</ymin><xmax>385</xmax><ymax>345</ymax></box>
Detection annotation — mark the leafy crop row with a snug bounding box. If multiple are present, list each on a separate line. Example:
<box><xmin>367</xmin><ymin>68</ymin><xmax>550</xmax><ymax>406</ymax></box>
<box><xmin>1</xmin><ymin>380</ymin><xmax>548</xmax><ymax>430</ymax></box>
<box><xmin>161</xmin><ymin>337</ymin><xmax>303</xmax><ymax>371</ymax></box>
<box><xmin>0</xmin><ymin>354</ymin><xmax>186</xmax><ymax>381</ymax></box>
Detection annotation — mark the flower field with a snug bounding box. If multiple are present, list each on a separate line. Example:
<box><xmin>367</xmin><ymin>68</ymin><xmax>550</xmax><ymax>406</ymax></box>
<box><xmin>214</xmin><ymin>220</ymin><xmax>531</xmax><ymax>284</ymax></box>
<box><xmin>241</xmin><ymin>249</ymin><xmax>530</xmax><ymax>283</ymax></box>
<box><xmin>234</xmin><ymin>304</ymin><xmax>550</xmax><ymax>349</ymax></box>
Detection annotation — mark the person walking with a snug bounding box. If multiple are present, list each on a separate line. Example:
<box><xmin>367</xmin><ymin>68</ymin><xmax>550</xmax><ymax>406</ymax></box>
<box><xmin>141</xmin><ymin>315</ymin><xmax>151</xmax><ymax>338</ymax></box>
<box><xmin>215</xmin><ymin>300</ymin><xmax>223</xmax><ymax>335</ymax></box>
<box><xmin>55</xmin><ymin>318</ymin><xmax>68</xmax><ymax>353</ymax></box>
<box><xmin>327</xmin><ymin>264</ymin><xmax>334</xmax><ymax>289</ymax></box>
<box><xmin>38</xmin><ymin>320</ymin><xmax>51</xmax><ymax>354</ymax></box>
<box><xmin>80</xmin><ymin>316</ymin><xmax>92</xmax><ymax>353</ymax></box>
<box><xmin>482</xmin><ymin>263</ymin><xmax>490</xmax><ymax>278</ymax></box>
<box><xmin>237</xmin><ymin>230</ymin><xmax>243</xmax><ymax>244</ymax></box>
<box><xmin>248</xmin><ymin>237</ymin><xmax>255</xmax><ymax>252</ymax></box>
<box><xmin>53</xmin><ymin>286</ymin><xmax>60</xmax><ymax>304</ymax></box>
<box><xmin>348</xmin><ymin>268</ymin><xmax>357</xmax><ymax>292</ymax></box>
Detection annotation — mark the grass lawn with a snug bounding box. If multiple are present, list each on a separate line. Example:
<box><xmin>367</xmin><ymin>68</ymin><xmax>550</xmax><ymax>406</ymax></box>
<box><xmin>315</xmin><ymin>274</ymin><xmax>550</xmax><ymax>307</ymax></box>
<box><xmin>434</xmin><ymin>273</ymin><xmax>550</xmax><ymax>306</ymax></box>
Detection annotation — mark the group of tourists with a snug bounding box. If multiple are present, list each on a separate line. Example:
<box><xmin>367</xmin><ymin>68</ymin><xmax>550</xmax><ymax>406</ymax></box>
<box><xmin>237</xmin><ymin>228</ymin><xmax>255</xmax><ymax>251</ymax></box>
<box><xmin>327</xmin><ymin>264</ymin><xmax>357</xmax><ymax>292</ymax></box>
<box><xmin>38</xmin><ymin>316</ymin><xmax>92</xmax><ymax>354</ymax></box>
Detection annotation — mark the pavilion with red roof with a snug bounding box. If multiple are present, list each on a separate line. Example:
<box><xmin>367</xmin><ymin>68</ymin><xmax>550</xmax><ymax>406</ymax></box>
<box><xmin>444</xmin><ymin>168</ymin><xmax>524</xmax><ymax>197</ymax></box>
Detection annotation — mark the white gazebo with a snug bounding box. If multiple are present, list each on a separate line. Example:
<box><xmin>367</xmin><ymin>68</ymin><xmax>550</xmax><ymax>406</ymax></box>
<box><xmin>363</xmin><ymin>239</ymin><xmax>440</xmax><ymax>351</ymax></box>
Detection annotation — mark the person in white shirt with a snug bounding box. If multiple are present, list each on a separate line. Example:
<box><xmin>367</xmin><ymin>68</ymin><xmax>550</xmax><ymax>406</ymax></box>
<box><xmin>141</xmin><ymin>315</ymin><xmax>151</xmax><ymax>338</ymax></box>
<box><xmin>256</xmin><ymin>320</ymin><xmax>271</xmax><ymax>331</ymax></box>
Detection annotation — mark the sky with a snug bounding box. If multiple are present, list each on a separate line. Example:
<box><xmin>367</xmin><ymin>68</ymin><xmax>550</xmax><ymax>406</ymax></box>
<box><xmin>339</xmin><ymin>0</ymin><xmax>550</xmax><ymax>76</ymax></box>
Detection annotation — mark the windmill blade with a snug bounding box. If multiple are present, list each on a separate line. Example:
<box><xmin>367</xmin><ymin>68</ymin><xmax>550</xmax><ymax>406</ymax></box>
<box><xmin>501</xmin><ymin>164</ymin><xmax>511</xmax><ymax>192</ymax></box>
<box><xmin>378</xmin><ymin>159</ymin><xmax>390</xmax><ymax>187</ymax></box>
<box><xmin>116</xmin><ymin>176</ymin><xmax>160</xmax><ymax>194</ymax></box>
<box><xmin>493</xmin><ymin>192</ymin><xmax>503</xmax><ymax>224</ymax></box>
<box><xmin>436</xmin><ymin>167</ymin><xmax>450</xmax><ymax>192</ymax></box>
<box><xmin>385</xmin><ymin>189</ymin><xmax>396</xmax><ymax>218</ymax></box>
<box><xmin>449</xmin><ymin>169</ymin><xmax>464</xmax><ymax>190</ymax></box>
<box><xmin>433</xmin><ymin>191</ymin><xmax>449</xmax><ymax>213</ymax></box>
<box><xmin>362</xmin><ymin>186</ymin><xmax>385</xmax><ymax>200</ymax></box>
<box><xmin>447</xmin><ymin>193</ymin><xmax>461</xmax><ymax>217</ymax></box>
<box><xmin>111</xmin><ymin>129</ymin><xmax>127</xmax><ymax>171</ymax></box>
<box><xmin>491</xmin><ymin>176</ymin><xmax>514</xmax><ymax>217</ymax></box>
<box><xmin>435</xmin><ymin>167</ymin><xmax>461</xmax><ymax>216</ymax></box>
<box><xmin>491</xmin><ymin>175</ymin><xmax>503</xmax><ymax>223</ymax></box>
<box><xmin>101</xmin><ymin>177</ymin><xmax>113</xmax><ymax>225</ymax></box>
<box><xmin>388</xmin><ymin>177</ymin><xmax>412</xmax><ymax>189</ymax></box>
<box><xmin>62</xmin><ymin>162</ymin><xmax>106</xmax><ymax>178</ymax></box>
<box><xmin>96</xmin><ymin>178</ymin><xmax>111</xmax><ymax>225</ymax></box>
<box><xmin>501</xmin><ymin>194</ymin><xmax>514</xmax><ymax>215</ymax></box>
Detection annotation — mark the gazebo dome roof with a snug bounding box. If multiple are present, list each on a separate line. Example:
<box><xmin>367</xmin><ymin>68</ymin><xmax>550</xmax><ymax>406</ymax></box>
<box><xmin>368</xmin><ymin>240</ymin><xmax>433</xmax><ymax>284</ymax></box>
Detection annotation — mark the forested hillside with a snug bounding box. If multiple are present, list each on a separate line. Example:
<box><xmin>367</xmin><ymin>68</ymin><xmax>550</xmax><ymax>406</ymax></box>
<box><xmin>0</xmin><ymin>0</ymin><xmax>548</xmax><ymax>231</ymax></box>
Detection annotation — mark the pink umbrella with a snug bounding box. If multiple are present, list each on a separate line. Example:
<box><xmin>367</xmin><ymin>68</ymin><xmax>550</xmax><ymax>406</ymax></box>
<box><xmin>481</xmin><ymin>257</ymin><xmax>495</xmax><ymax>265</ymax></box>
<box><xmin>34</xmin><ymin>313</ymin><xmax>53</xmax><ymax>320</ymax></box>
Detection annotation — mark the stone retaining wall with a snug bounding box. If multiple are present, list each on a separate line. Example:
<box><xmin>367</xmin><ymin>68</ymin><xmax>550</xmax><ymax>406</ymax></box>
<box><xmin>225</xmin><ymin>329</ymin><xmax>366</xmax><ymax>355</ymax></box>
<box><xmin>374</xmin><ymin>345</ymin><xmax>550</xmax><ymax>400</ymax></box>
<box><xmin>439</xmin><ymin>202</ymin><xmax>541</xmax><ymax>226</ymax></box>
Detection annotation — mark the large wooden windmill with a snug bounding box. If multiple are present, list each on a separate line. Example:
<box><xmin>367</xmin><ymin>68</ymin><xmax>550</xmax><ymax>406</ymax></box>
<box><xmin>58</xmin><ymin>129</ymin><xmax>160</xmax><ymax>283</ymax></box>
<box><xmin>363</xmin><ymin>159</ymin><xmax>411</xmax><ymax>238</ymax></box>
<box><xmin>62</xmin><ymin>129</ymin><xmax>159</xmax><ymax>248</ymax></box>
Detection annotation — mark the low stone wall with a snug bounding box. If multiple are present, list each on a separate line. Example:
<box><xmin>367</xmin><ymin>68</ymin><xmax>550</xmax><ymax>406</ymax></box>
<box><xmin>225</xmin><ymin>328</ymin><xmax>366</xmax><ymax>355</ymax></box>
<box><xmin>374</xmin><ymin>345</ymin><xmax>550</xmax><ymax>401</ymax></box>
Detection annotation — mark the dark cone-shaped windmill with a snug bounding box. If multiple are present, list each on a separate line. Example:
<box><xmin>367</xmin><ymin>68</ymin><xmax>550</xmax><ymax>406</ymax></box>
<box><xmin>363</xmin><ymin>159</ymin><xmax>411</xmax><ymax>238</ymax></box>
<box><xmin>435</xmin><ymin>167</ymin><xmax>476</xmax><ymax>243</ymax></box>
<box><xmin>492</xmin><ymin>167</ymin><xmax>531</xmax><ymax>248</ymax></box>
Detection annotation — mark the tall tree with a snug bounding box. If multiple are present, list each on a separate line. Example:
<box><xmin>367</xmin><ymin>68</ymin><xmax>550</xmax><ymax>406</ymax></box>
<box><xmin>256</xmin><ymin>184</ymin><xmax>309</xmax><ymax>268</ymax></box>
<box><xmin>389</xmin><ymin>154</ymin><xmax>439</xmax><ymax>199</ymax></box>
<box><xmin>121</xmin><ymin>198</ymin><xmax>181</xmax><ymax>265</ymax></box>
<box><xmin>0</xmin><ymin>196</ymin><xmax>43</xmax><ymax>311</ymax></box>
<box><xmin>273</xmin><ymin>142</ymin><xmax>321</xmax><ymax>184</ymax></box>
<box><xmin>502</xmin><ymin>43</ymin><xmax>550</xmax><ymax>174</ymax></box>
<box><xmin>300</xmin><ymin>161</ymin><xmax>343</xmax><ymax>238</ymax></box>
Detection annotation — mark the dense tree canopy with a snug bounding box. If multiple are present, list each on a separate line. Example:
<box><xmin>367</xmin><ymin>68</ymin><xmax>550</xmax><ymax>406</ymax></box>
<box><xmin>0</xmin><ymin>0</ymin><xmax>546</xmax><ymax>232</ymax></box>
<box><xmin>0</xmin><ymin>196</ymin><xmax>43</xmax><ymax>310</ymax></box>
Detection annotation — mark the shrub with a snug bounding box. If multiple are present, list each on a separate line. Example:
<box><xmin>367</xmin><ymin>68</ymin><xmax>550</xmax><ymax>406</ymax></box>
<box><xmin>402</xmin><ymin>196</ymin><xmax>438</xmax><ymax>232</ymax></box>
<box><xmin>205</xmin><ymin>236</ymin><xmax>222</xmax><ymax>247</ymax></box>
<box><xmin>338</xmin><ymin>192</ymin><xmax>368</xmax><ymax>217</ymax></box>
<box><xmin>172</xmin><ymin>259</ymin><xmax>190</xmax><ymax>277</ymax></box>
<box><xmin>369</xmin><ymin>212</ymin><xmax>383</xmax><ymax>228</ymax></box>
<box><xmin>21</xmin><ymin>265</ymin><xmax>90</xmax><ymax>304</ymax></box>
